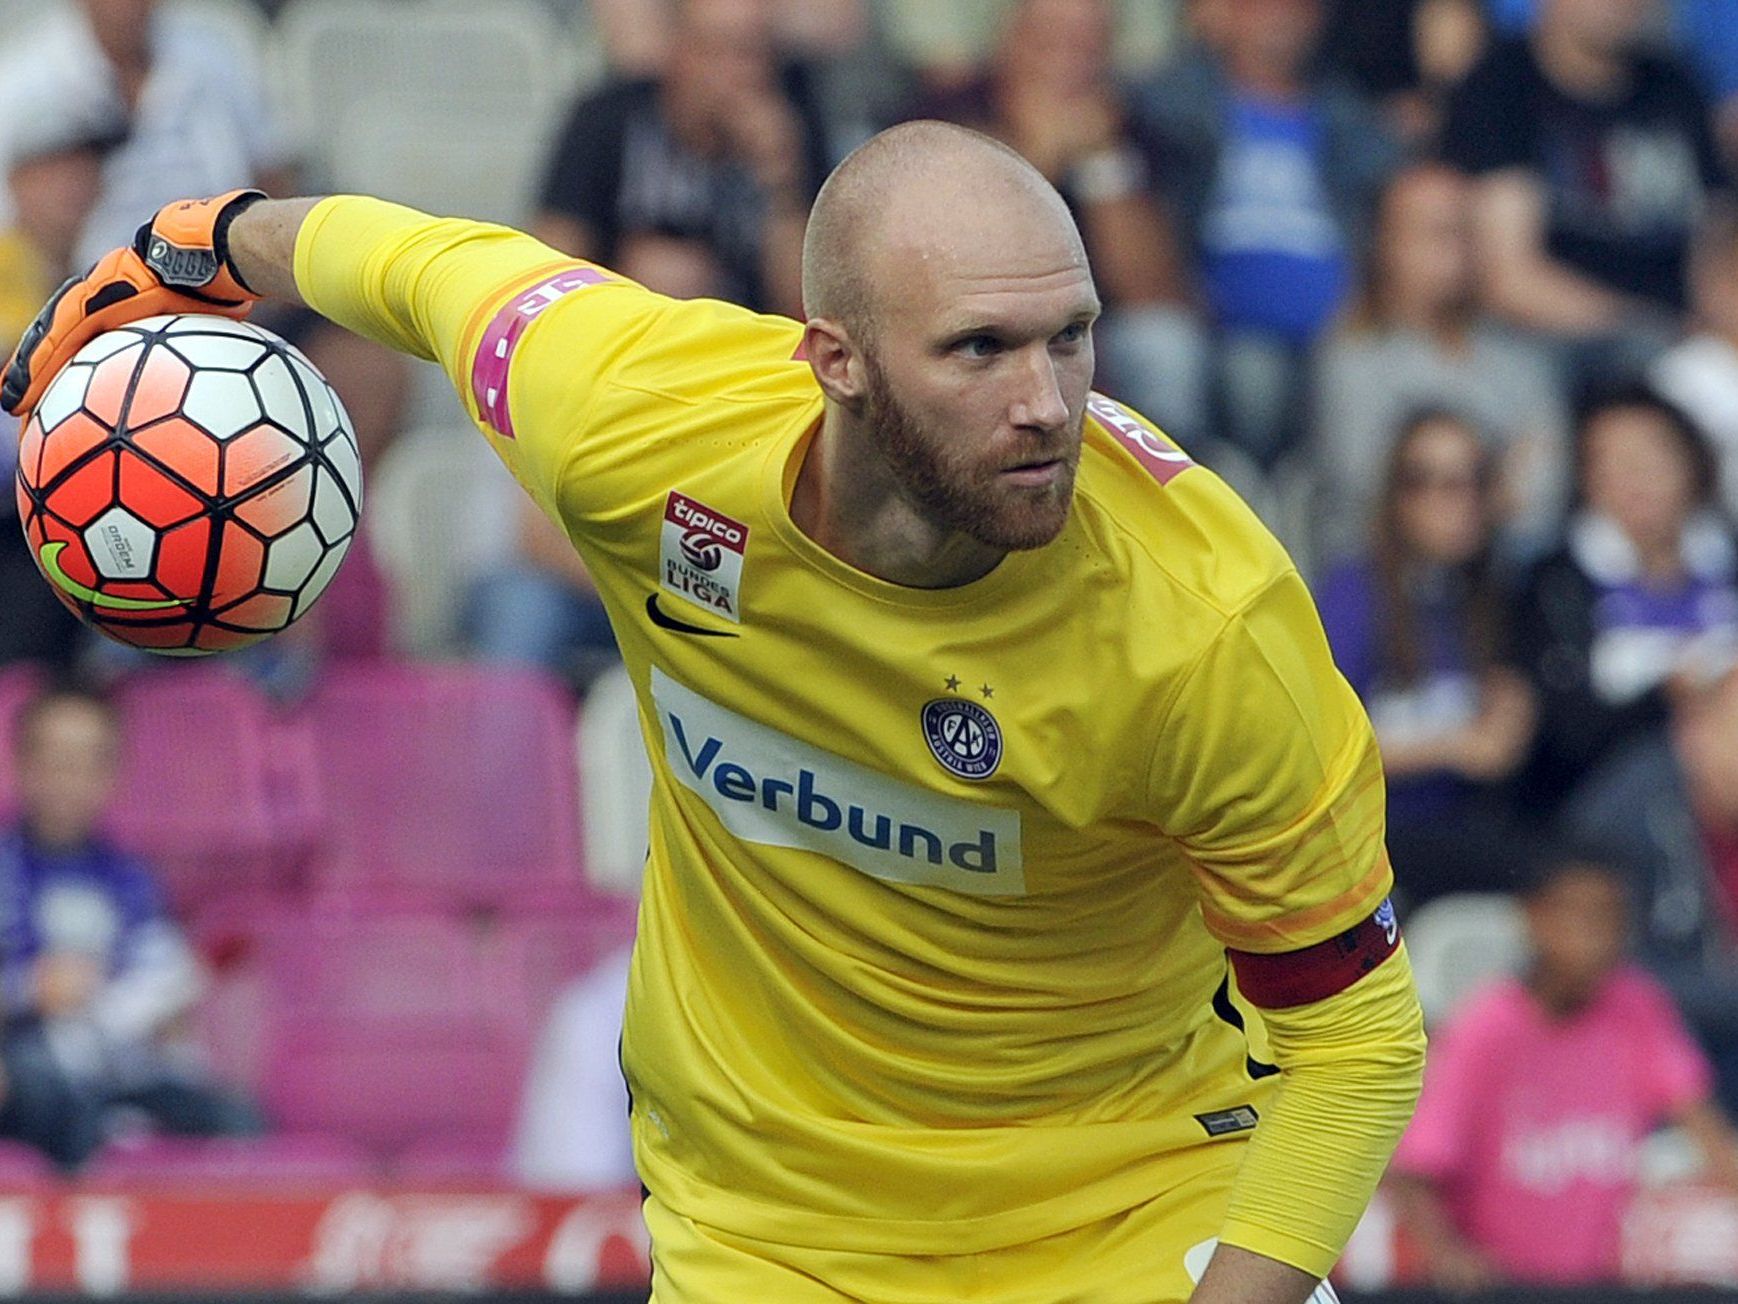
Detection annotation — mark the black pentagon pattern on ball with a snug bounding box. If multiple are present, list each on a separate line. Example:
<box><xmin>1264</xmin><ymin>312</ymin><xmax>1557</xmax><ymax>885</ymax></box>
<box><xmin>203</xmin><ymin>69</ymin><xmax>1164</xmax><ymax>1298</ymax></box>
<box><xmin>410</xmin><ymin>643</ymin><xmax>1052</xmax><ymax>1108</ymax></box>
<box><xmin>19</xmin><ymin>317</ymin><xmax>361</xmax><ymax>651</ymax></box>
<box><xmin>166</xmin><ymin>322</ymin><xmax>358</xmax><ymax>639</ymax></box>
<box><xmin>282</xmin><ymin>340</ymin><xmax>361</xmax><ymax>620</ymax></box>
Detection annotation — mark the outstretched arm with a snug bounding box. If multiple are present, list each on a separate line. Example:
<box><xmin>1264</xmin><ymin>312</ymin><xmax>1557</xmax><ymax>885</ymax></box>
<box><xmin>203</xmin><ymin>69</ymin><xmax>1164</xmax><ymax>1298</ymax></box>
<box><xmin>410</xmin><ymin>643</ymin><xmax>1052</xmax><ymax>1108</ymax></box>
<box><xmin>3</xmin><ymin>192</ymin><xmax>601</xmax><ymax>421</ymax></box>
<box><xmin>2</xmin><ymin>190</ymin><xmax>716</xmax><ymax>535</ymax></box>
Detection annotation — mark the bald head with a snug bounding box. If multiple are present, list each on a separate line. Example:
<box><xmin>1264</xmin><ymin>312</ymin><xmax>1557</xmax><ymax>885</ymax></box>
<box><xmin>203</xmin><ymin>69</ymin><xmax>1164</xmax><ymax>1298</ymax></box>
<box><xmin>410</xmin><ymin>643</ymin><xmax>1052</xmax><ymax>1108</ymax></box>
<box><xmin>802</xmin><ymin>121</ymin><xmax>1086</xmax><ymax>340</ymax></box>
<box><xmin>794</xmin><ymin>123</ymin><xmax>1100</xmax><ymax>575</ymax></box>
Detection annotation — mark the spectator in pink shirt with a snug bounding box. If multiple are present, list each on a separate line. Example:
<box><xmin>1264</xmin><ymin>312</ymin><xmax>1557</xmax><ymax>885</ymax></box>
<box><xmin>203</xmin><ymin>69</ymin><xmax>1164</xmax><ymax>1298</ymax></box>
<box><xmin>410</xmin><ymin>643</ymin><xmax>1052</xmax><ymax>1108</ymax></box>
<box><xmin>1389</xmin><ymin>855</ymin><xmax>1738</xmax><ymax>1290</ymax></box>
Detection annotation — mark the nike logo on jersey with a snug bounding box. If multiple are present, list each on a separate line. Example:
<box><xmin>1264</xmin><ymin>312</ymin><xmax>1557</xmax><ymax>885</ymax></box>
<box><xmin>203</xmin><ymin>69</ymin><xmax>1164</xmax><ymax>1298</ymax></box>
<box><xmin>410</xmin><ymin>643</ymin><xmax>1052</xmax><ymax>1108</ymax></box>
<box><xmin>646</xmin><ymin>594</ymin><xmax>738</xmax><ymax>637</ymax></box>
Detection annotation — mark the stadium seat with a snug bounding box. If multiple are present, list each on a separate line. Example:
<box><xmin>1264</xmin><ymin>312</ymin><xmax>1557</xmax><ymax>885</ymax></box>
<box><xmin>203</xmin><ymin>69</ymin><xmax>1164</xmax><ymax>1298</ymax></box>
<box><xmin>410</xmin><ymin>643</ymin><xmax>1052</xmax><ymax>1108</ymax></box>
<box><xmin>575</xmin><ymin>664</ymin><xmax>654</xmax><ymax>895</ymax></box>
<box><xmin>194</xmin><ymin>959</ymin><xmax>273</xmax><ymax>1103</ymax></box>
<box><xmin>1404</xmin><ymin>892</ymin><xmax>1529</xmax><ymax>1025</ymax></box>
<box><xmin>188</xmin><ymin>890</ymin><xmax>301</xmax><ymax>963</ymax></box>
<box><xmin>366</xmin><ymin>429</ymin><xmax>519</xmax><ymax>656</ymax></box>
<box><xmin>260</xmin><ymin>907</ymin><xmax>493</xmax><ymax>1025</ymax></box>
<box><xmin>266</xmin><ymin>1026</ymin><xmax>525</xmax><ymax>1159</ymax></box>
<box><xmin>104</xmin><ymin>669</ymin><xmax>294</xmax><ymax>912</ymax></box>
<box><xmin>487</xmin><ymin>904</ymin><xmax>638</xmax><ymax>1037</ymax></box>
<box><xmin>187</xmin><ymin>891</ymin><xmax>309</xmax><ymax>1097</ymax></box>
<box><xmin>82</xmin><ymin>1134</ymin><xmax>377</xmax><ymax>1186</ymax></box>
<box><xmin>272</xmin><ymin>0</ymin><xmax>582</xmax><ymax>225</ymax></box>
<box><xmin>252</xmin><ymin>908</ymin><xmax>528</xmax><ymax>1155</ymax></box>
<box><xmin>301</xmin><ymin>884</ymin><xmax>463</xmax><ymax>920</ymax></box>
<box><xmin>257</xmin><ymin>712</ymin><xmax>326</xmax><ymax>871</ymax></box>
<box><xmin>301</xmin><ymin>663</ymin><xmax>586</xmax><ymax>907</ymax></box>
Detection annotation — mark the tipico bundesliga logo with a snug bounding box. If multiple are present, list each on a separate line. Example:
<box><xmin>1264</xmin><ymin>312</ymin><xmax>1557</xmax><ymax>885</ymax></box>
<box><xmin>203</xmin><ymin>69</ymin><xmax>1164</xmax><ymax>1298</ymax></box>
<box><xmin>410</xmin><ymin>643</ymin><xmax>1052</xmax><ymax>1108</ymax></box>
<box><xmin>921</xmin><ymin>698</ymin><xmax>1003</xmax><ymax>780</ymax></box>
<box><xmin>660</xmin><ymin>492</ymin><xmax>747</xmax><ymax>623</ymax></box>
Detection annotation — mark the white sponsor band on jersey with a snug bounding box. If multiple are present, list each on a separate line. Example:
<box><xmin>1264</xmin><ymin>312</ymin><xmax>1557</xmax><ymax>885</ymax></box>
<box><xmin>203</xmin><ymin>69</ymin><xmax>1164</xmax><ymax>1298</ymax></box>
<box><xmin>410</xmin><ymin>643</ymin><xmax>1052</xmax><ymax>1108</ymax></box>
<box><xmin>651</xmin><ymin>668</ymin><xmax>1025</xmax><ymax>895</ymax></box>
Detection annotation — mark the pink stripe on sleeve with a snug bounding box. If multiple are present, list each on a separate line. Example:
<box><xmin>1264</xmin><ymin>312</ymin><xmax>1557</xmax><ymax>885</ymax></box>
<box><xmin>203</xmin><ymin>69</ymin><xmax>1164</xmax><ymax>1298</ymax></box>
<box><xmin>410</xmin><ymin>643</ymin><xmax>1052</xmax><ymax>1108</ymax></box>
<box><xmin>469</xmin><ymin>266</ymin><xmax>610</xmax><ymax>440</ymax></box>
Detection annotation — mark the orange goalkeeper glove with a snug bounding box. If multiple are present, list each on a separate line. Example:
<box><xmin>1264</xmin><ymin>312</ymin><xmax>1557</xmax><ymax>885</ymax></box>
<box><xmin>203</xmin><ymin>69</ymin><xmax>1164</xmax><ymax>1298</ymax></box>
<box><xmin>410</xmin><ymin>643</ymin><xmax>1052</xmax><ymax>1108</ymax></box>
<box><xmin>1</xmin><ymin>188</ymin><xmax>267</xmax><ymax>418</ymax></box>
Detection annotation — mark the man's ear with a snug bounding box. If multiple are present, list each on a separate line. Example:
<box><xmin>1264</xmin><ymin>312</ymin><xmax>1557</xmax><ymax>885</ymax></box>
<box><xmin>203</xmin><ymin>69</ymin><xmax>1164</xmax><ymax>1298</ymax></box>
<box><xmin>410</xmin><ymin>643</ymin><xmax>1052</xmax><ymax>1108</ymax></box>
<box><xmin>802</xmin><ymin>317</ymin><xmax>867</xmax><ymax>409</ymax></box>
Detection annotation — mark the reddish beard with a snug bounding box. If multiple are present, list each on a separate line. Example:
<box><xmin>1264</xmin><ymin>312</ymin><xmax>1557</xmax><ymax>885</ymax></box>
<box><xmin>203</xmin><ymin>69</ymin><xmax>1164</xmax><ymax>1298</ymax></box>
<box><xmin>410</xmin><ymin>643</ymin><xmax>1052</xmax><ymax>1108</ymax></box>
<box><xmin>862</xmin><ymin>356</ymin><xmax>1079</xmax><ymax>552</ymax></box>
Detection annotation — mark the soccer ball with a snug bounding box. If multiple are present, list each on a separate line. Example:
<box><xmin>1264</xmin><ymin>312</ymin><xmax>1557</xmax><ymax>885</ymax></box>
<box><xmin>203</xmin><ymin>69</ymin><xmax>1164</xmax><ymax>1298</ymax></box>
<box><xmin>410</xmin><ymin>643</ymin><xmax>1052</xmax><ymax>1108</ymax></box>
<box><xmin>14</xmin><ymin>314</ymin><xmax>362</xmax><ymax>655</ymax></box>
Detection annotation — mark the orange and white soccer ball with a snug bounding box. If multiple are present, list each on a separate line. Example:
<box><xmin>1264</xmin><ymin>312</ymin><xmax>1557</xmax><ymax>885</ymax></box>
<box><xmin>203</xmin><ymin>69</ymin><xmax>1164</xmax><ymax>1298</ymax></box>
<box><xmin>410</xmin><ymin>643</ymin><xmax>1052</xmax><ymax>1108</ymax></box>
<box><xmin>13</xmin><ymin>314</ymin><xmax>362</xmax><ymax>655</ymax></box>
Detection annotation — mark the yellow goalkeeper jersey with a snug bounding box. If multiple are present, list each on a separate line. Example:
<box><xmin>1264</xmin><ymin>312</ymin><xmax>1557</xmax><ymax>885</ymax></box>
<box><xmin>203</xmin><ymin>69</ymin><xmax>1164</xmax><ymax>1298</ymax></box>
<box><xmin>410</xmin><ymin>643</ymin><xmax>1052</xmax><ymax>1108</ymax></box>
<box><xmin>296</xmin><ymin>199</ymin><xmax>1400</xmax><ymax>1262</ymax></box>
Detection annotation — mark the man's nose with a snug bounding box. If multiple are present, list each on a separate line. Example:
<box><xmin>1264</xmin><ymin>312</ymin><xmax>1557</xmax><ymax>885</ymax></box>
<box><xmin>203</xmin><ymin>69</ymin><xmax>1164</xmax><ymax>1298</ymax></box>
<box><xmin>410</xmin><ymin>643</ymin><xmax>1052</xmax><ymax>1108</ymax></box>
<box><xmin>1010</xmin><ymin>347</ymin><xmax>1070</xmax><ymax>433</ymax></box>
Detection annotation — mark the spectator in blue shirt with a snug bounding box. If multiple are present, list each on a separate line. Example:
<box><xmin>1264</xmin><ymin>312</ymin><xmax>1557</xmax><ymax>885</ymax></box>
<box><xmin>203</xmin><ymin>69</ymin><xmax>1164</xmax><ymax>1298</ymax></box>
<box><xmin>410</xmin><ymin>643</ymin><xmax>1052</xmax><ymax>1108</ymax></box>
<box><xmin>0</xmin><ymin>687</ymin><xmax>260</xmax><ymax>1169</ymax></box>
<box><xmin>1135</xmin><ymin>0</ymin><xmax>1400</xmax><ymax>468</ymax></box>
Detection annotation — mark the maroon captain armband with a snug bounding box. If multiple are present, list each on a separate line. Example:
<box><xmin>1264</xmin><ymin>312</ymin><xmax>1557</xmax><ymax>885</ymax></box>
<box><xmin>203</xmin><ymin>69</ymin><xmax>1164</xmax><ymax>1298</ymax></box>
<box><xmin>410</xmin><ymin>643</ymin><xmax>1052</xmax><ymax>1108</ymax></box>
<box><xmin>1227</xmin><ymin>897</ymin><xmax>1401</xmax><ymax>1009</ymax></box>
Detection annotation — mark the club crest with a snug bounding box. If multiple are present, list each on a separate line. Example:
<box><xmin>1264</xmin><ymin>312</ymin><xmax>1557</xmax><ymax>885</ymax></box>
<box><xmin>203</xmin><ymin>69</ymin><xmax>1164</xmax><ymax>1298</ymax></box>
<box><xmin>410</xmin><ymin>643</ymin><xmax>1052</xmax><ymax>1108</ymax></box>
<box><xmin>921</xmin><ymin>698</ymin><xmax>1002</xmax><ymax>781</ymax></box>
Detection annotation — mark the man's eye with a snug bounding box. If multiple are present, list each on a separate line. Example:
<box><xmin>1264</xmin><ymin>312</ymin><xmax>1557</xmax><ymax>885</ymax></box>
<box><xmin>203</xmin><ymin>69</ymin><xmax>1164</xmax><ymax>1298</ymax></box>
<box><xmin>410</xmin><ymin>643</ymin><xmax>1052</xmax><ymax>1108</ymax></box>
<box><xmin>1054</xmin><ymin>322</ymin><xmax>1089</xmax><ymax>347</ymax></box>
<box><xmin>956</xmin><ymin>335</ymin><xmax>1001</xmax><ymax>358</ymax></box>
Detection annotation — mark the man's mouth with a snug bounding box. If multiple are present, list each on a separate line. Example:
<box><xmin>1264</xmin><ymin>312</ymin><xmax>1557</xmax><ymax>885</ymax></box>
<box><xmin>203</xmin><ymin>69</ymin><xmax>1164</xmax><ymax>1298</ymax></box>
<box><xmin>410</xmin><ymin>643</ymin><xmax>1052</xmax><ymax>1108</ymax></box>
<box><xmin>1001</xmin><ymin>458</ymin><xmax>1065</xmax><ymax>486</ymax></box>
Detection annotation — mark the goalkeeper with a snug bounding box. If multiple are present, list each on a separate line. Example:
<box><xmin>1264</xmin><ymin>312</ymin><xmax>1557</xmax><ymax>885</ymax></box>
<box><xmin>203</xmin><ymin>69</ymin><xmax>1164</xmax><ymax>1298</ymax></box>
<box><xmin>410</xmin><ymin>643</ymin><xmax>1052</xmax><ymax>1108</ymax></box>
<box><xmin>5</xmin><ymin>122</ymin><xmax>1425</xmax><ymax>1304</ymax></box>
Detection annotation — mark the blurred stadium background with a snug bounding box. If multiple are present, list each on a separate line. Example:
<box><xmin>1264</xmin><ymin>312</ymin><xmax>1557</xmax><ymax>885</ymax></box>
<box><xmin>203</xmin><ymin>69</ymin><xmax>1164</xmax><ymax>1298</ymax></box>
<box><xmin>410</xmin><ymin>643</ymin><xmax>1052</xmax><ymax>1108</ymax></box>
<box><xmin>4</xmin><ymin>0</ymin><xmax>1738</xmax><ymax>1299</ymax></box>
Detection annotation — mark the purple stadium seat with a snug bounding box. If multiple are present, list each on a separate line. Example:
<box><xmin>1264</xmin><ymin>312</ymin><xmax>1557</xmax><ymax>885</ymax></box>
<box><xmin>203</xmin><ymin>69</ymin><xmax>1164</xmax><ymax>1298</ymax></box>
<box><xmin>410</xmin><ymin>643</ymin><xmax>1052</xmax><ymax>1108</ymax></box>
<box><xmin>252</xmin><ymin>908</ymin><xmax>531</xmax><ymax>1155</ymax></box>
<box><xmin>301</xmin><ymin>664</ymin><xmax>585</xmax><ymax>908</ymax></box>
<box><xmin>195</xmin><ymin>960</ymin><xmax>272</xmax><ymax>1101</ymax></box>
<box><xmin>186</xmin><ymin>897</ymin><xmax>293</xmax><ymax>1099</ymax></box>
<box><xmin>82</xmin><ymin>1133</ymin><xmax>377</xmax><ymax>1185</ymax></box>
<box><xmin>259</xmin><ymin>909</ymin><xmax>492</xmax><ymax>1024</ymax></box>
<box><xmin>486</xmin><ymin>905</ymin><xmax>638</xmax><ymax>1037</ymax></box>
<box><xmin>187</xmin><ymin>890</ymin><xmax>301</xmax><ymax>962</ymax></box>
<box><xmin>302</xmin><ymin>884</ymin><xmax>457</xmax><ymax>919</ymax></box>
<box><xmin>103</xmin><ymin>669</ymin><xmax>294</xmax><ymax>910</ymax></box>
<box><xmin>266</xmin><ymin>1026</ymin><xmax>524</xmax><ymax>1157</ymax></box>
<box><xmin>257</xmin><ymin>712</ymin><xmax>326</xmax><ymax>871</ymax></box>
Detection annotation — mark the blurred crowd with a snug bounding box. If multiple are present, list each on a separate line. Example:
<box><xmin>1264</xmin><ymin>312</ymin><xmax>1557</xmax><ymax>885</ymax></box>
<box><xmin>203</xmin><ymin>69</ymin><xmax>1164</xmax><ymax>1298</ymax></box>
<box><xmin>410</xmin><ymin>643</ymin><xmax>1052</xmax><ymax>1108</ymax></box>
<box><xmin>5</xmin><ymin>0</ymin><xmax>1738</xmax><ymax>1291</ymax></box>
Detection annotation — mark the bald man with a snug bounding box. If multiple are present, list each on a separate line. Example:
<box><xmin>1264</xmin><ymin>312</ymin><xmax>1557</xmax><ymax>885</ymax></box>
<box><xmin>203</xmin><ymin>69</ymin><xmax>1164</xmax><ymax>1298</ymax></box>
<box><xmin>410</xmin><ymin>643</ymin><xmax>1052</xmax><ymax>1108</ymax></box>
<box><xmin>3</xmin><ymin>124</ymin><xmax>1424</xmax><ymax>1303</ymax></box>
